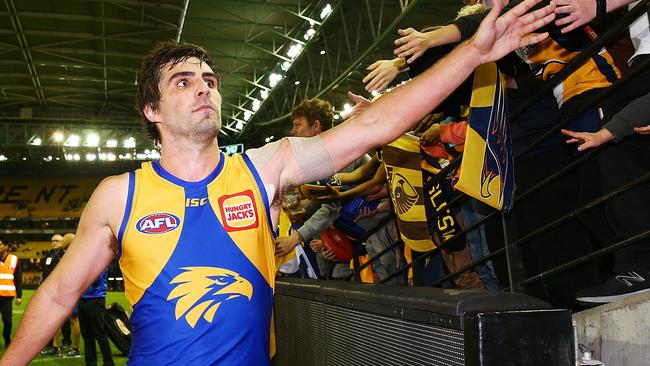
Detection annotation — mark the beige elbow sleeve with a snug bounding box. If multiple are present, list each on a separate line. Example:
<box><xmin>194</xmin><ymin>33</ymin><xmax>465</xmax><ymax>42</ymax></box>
<box><xmin>286</xmin><ymin>136</ymin><xmax>336</xmax><ymax>183</ymax></box>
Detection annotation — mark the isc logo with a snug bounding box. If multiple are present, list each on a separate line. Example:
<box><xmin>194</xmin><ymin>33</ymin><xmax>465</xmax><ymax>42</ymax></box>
<box><xmin>185</xmin><ymin>198</ymin><xmax>207</xmax><ymax>207</ymax></box>
<box><xmin>136</xmin><ymin>213</ymin><xmax>181</xmax><ymax>234</ymax></box>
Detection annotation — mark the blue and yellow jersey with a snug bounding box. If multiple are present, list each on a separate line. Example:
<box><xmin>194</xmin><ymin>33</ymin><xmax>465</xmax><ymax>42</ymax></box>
<box><xmin>517</xmin><ymin>25</ymin><xmax>620</xmax><ymax>106</ymax></box>
<box><xmin>117</xmin><ymin>153</ymin><xmax>276</xmax><ymax>365</ymax></box>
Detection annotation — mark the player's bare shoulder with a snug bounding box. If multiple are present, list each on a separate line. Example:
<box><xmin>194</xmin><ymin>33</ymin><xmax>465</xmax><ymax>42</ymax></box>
<box><xmin>81</xmin><ymin>172</ymin><xmax>131</xmax><ymax>236</ymax></box>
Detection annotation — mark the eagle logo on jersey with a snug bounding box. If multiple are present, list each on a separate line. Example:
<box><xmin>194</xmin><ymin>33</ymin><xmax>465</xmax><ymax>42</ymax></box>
<box><xmin>167</xmin><ymin>267</ymin><xmax>253</xmax><ymax>328</ymax></box>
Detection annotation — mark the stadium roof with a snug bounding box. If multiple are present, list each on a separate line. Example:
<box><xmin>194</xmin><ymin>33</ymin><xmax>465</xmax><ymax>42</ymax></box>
<box><xmin>0</xmin><ymin>0</ymin><xmax>460</xmax><ymax>163</ymax></box>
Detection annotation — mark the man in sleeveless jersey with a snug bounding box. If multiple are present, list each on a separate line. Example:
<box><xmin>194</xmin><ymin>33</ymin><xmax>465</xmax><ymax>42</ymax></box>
<box><xmin>0</xmin><ymin>1</ymin><xmax>557</xmax><ymax>364</ymax></box>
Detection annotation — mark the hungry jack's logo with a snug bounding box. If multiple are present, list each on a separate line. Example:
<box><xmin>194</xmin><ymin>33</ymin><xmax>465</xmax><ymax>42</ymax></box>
<box><xmin>218</xmin><ymin>190</ymin><xmax>259</xmax><ymax>232</ymax></box>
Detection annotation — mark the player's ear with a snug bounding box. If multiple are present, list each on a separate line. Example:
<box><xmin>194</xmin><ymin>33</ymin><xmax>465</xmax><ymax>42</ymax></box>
<box><xmin>143</xmin><ymin>104</ymin><xmax>162</xmax><ymax>123</ymax></box>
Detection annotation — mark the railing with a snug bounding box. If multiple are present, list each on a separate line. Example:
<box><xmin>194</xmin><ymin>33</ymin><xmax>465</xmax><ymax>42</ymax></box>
<box><xmin>342</xmin><ymin>0</ymin><xmax>649</xmax><ymax>307</ymax></box>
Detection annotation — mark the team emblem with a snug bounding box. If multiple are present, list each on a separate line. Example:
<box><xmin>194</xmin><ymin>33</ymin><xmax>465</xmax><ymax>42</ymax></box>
<box><xmin>218</xmin><ymin>190</ymin><xmax>259</xmax><ymax>232</ymax></box>
<box><xmin>136</xmin><ymin>213</ymin><xmax>181</xmax><ymax>234</ymax></box>
<box><xmin>167</xmin><ymin>267</ymin><xmax>253</xmax><ymax>328</ymax></box>
<box><xmin>390</xmin><ymin>172</ymin><xmax>418</xmax><ymax>215</ymax></box>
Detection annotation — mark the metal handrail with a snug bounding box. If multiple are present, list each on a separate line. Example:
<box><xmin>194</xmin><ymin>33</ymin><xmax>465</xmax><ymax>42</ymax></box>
<box><xmin>380</xmin><ymin>3</ymin><xmax>649</xmax><ymax>286</ymax></box>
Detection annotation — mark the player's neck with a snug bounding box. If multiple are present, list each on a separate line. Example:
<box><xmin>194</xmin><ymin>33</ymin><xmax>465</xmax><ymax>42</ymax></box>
<box><xmin>158</xmin><ymin>141</ymin><xmax>221</xmax><ymax>182</ymax></box>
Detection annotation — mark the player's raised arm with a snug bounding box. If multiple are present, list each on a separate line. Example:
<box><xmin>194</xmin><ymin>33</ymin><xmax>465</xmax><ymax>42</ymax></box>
<box><xmin>254</xmin><ymin>0</ymin><xmax>554</xmax><ymax>205</ymax></box>
<box><xmin>301</xmin><ymin>0</ymin><xmax>553</xmax><ymax>180</ymax></box>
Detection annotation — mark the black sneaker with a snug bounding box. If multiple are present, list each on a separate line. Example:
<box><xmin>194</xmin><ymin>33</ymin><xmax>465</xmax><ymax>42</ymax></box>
<box><xmin>577</xmin><ymin>271</ymin><xmax>650</xmax><ymax>304</ymax></box>
<box><xmin>64</xmin><ymin>348</ymin><xmax>80</xmax><ymax>357</ymax></box>
<box><xmin>39</xmin><ymin>346</ymin><xmax>59</xmax><ymax>356</ymax></box>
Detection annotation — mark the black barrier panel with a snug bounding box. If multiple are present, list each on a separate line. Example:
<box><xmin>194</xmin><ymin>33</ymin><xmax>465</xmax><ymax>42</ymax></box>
<box><xmin>274</xmin><ymin>278</ymin><xmax>573</xmax><ymax>366</ymax></box>
<box><xmin>464</xmin><ymin>310</ymin><xmax>574</xmax><ymax>366</ymax></box>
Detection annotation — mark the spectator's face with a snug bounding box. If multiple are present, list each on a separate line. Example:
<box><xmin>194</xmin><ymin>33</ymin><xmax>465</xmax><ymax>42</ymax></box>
<box><xmin>290</xmin><ymin>116</ymin><xmax>319</xmax><ymax>137</ymax></box>
<box><xmin>51</xmin><ymin>235</ymin><xmax>63</xmax><ymax>249</ymax></box>
<box><xmin>62</xmin><ymin>234</ymin><xmax>75</xmax><ymax>249</ymax></box>
<box><xmin>0</xmin><ymin>241</ymin><xmax>7</xmax><ymax>253</ymax></box>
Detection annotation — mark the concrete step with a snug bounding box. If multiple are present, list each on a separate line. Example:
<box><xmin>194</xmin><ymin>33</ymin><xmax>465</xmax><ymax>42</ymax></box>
<box><xmin>573</xmin><ymin>290</ymin><xmax>650</xmax><ymax>366</ymax></box>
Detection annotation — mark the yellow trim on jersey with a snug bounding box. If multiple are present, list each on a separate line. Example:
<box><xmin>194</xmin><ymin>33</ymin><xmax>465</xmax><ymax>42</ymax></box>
<box><xmin>120</xmin><ymin>164</ymin><xmax>186</xmax><ymax>306</ymax></box>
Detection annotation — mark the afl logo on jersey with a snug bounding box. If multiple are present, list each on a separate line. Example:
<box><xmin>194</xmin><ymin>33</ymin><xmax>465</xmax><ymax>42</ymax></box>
<box><xmin>136</xmin><ymin>213</ymin><xmax>181</xmax><ymax>234</ymax></box>
<box><xmin>218</xmin><ymin>190</ymin><xmax>259</xmax><ymax>232</ymax></box>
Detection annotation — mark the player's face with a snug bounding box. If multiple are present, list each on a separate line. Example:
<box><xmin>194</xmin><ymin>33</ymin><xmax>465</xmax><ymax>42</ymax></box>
<box><xmin>290</xmin><ymin>116</ymin><xmax>319</xmax><ymax>138</ymax></box>
<box><xmin>147</xmin><ymin>57</ymin><xmax>222</xmax><ymax>144</ymax></box>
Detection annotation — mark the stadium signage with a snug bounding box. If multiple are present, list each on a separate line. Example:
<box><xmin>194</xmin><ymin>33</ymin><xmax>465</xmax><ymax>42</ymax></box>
<box><xmin>218</xmin><ymin>143</ymin><xmax>244</xmax><ymax>155</ymax></box>
<box><xmin>136</xmin><ymin>213</ymin><xmax>181</xmax><ymax>234</ymax></box>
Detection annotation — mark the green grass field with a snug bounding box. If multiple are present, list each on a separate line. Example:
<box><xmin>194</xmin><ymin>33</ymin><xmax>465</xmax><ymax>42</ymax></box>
<box><xmin>0</xmin><ymin>290</ymin><xmax>130</xmax><ymax>365</ymax></box>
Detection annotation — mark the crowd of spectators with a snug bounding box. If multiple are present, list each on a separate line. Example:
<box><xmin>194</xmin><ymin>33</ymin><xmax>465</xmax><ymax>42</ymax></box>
<box><xmin>272</xmin><ymin>0</ymin><xmax>650</xmax><ymax>311</ymax></box>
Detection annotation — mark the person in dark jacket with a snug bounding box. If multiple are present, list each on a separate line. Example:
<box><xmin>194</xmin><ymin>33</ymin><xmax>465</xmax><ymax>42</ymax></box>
<box><xmin>78</xmin><ymin>268</ymin><xmax>114</xmax><ymax>366</ymax></box>
<box><xmin>40</xmin><ymin>234</ymin><xmax>75</xmax><ymax>356</ymax></box>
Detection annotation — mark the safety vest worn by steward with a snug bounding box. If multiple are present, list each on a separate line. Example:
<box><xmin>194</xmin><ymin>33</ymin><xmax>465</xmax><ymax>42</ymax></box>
<box><xmin>0</xmin><ymin>254</ymin><xmax>19</xmax><ymax>297</ymax></box>
<box><xmin>118</xmin><ymin>153</ymin><xmax>276</xmax><ymax>366</ymax></box>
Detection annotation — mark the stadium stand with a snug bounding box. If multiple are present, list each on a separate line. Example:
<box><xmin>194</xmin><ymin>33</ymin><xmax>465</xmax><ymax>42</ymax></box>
<box><xmin>14</xmin><ymin>241</ymin><xmax>51</xmax><ymax>259</ymax></box>
<box><xmin>0</xmin><ymin>177</ymin><xmax>101</xmax><ymax>219</ymax></box>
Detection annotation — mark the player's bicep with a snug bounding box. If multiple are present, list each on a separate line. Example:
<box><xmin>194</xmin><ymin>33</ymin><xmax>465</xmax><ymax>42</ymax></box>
<box><xmin>319</xmin><ymin>115</ymin><xmax>385</xmax><ymax>173</ymax></box>
<box><xmin>42</xmin><ymin>176</ymin><xmax>125</xmax><ymax>302</ymax></box>
<box><xmin>261</xmin><ymin>137</ymin><xmax>335</xmax><ymax>191</ymax></box>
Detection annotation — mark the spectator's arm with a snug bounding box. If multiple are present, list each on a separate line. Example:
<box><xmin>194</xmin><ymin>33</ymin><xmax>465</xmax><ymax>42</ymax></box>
<box><xmin>562</xmin><ymin>92</ymin><xmax>650</xmax><ymax>150</ymax></box>
<box><xmin>295</xmin><ymin>203</ymin><xmax>340</xmax><ymax>243</ymax></box>
<box><xmin>603</xmin><ymin>93</ymin><xmax>650</xmax><ymax>141</ymax></box>
<box><xmin>440</xmin><ymin>121</ymin><xmax>468</xmax><ymax>145</ymax></box>
<box><xmin>421</xmin><ymin>121</ymin><xmax>469</xmax><ymax>158</ymax></box>
<box><xmin>394</xmin><ymin>25</ymin><xmax>462</xmax><ymax>64</ymax></box>
<box><xmin>315</xmin><ymin>163</ymin><xmax>387</xmax><ymax>203</ymax></box>
<box><xmin>553</xmin><ymin>0</ymin><xmax>636</xmax><ymax>33</ymax></box>
<box><xmin>274</xmin><ymin>231</ymin><xmax>304</xmax><ymax>257</ymax></box>
<box><xmin>363</xmin><ymin>58</ymin><xmax>409</xmax><ymax>92</ymax></box>
<box><xmin>337</xmin><ymin>155</ymin><xmax>381</xmax><ymax>186</ymax></box>
<box><xmin>633</xmin><ymin>124</ymin><xmax>650</xmax><ymax>135</ymax></box>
